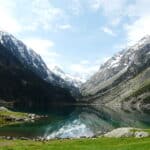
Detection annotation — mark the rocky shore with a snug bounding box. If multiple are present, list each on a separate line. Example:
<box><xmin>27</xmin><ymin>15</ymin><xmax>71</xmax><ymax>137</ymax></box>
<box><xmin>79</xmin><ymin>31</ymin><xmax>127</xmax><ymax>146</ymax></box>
<box><xmin>0</xmin><ymin>127</ymin><xmax>150</xmax><ymax>142</ymax></box>
<box><xmin>103</xmin><ymin>127</ymin><xmax>150</xmax><ymax>138</ymax></box>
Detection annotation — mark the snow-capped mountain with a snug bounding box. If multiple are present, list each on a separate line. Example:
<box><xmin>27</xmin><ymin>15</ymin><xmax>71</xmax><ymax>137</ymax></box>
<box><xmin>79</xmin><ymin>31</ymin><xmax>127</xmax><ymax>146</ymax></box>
<box><xmin>0</xmin><ymin>35</ymin><xmax>75</xmax><ymax>110</ymax></box>
<box><xmin>81</xmin><ymin>36</ymin><xmax>150</xmax><ymax>105</ymax></box>
<box><xmin>52</xmin><ymin>66</ymin><xmax>83</xmax><ymax>88</ymax></box>
<box><xmin>0</xmin><ymin>31</ymin><xmax>80</xmax><ymax>97</ymax></box>
<box><xmin>0</xmin><ymin>31</ymin><xmax>57</xmax><ymax>82</ymax></box>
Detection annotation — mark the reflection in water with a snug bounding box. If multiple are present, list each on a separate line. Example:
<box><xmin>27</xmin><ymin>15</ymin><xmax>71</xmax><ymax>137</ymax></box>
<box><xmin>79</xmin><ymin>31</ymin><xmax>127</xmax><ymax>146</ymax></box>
<box><xmin>1</xmin><ymin>105</ymin><xmax>150</xmax><ymax>139</ymax></box>
<box><xmin>45</xmin><ymin>119</ymin><xmax>93</xmax><ymax>139</ymax></box>
<box><xmin>43</xmin><ymin>106</ymin><xmax>150</xmax><ymax>139</ymax></box>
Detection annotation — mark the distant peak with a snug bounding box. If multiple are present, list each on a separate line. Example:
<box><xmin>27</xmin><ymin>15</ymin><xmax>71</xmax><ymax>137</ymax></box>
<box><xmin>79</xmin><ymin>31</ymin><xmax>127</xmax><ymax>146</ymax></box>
<box><xmin>130</xmin><ymin>35</ymin><xmax>150</xmax><ymax>51</ymax></box>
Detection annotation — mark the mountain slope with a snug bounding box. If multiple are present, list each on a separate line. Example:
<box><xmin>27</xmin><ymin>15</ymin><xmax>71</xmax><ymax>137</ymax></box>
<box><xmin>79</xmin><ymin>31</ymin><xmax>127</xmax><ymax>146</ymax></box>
<box><xmin>0</xmin><ymin>31</ymin><xmax>80</xmax><ymax>98</ymax></box>
<box><xmin>0</xmin><ymin>32</ymin><xmax>76</xmax><ymax>111</ymax></box>
<box><xmin>0</xmin><ymin>31</ymin><xmax>54</xmax><ymax>82</ymax></box>
<box><xmin>81</xmin><ymin>36</ymin><xmax>150</xmax><ymax>112</ymax></box>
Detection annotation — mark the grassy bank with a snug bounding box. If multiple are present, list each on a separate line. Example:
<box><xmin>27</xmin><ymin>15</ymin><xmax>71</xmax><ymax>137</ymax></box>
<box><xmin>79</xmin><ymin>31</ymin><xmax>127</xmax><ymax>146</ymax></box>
<box><xmin>0</xmin><ymin>107</ymin><xmax>29</xmax><ymax>127</ymax></box>
<box><xmin>0</xmin><ymin>107</ymin><xmax>43</xmax><ymax>127</ymax></box>
<box><xmin>0</xmin><ymin>137</ymin><xmax>150</xmax><ymax>150</ymax></box>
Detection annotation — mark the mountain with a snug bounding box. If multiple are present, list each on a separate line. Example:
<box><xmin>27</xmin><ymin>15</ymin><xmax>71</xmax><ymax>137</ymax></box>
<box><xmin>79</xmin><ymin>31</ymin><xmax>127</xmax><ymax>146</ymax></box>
<box><xmin>52</xmin><ymin>66</ymin><xmax>83</xmax><ymax>99</ymax></box>
<box><xmin>0</xmin><ymin>31</ymin><xmax>66</xmax><ymax>86</ymax></box>
<box><xmin>0</xmin><ymin>31</ymin><xmax>54</xmax><ymax>82</ymax></box>
<box><xmin>0</xmin><ymin>31</ymin><xmax>76</xmax><ymax>111</ymax></box>
<box><xmin>81</xmin><ymin>36</ymin><xmax>150</xmax><ymax>112</ymax></box>
<box><xmin>52</xmin><ymin>66</ymin><xmax>83</xmax><ymax>88</ymax></box>
<box><xmin>0</xmin><ymin>31</ymin><xmax>81</xmax><ymax>98</ymax></box>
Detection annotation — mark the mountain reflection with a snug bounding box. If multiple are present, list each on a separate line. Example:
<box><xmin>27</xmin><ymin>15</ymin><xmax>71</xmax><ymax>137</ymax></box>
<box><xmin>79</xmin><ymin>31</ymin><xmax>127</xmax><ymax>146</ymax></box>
<box><xmin>44</xmin><ymin>105</ymin><xmax>150</xmax><ymax>139</ymax></box>
<box><xmin>1</xmin><ymin>105</ymin><xmax>150</xmax><ymax>139</ymax></box>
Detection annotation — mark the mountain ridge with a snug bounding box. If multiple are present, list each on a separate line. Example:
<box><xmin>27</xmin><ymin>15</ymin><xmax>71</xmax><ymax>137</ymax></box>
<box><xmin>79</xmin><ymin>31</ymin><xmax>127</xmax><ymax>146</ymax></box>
<box><xmin>0</xmin><ymin>31</ymin><xmax>77</xmax><ymax>111</ymax></box>
<box><xmin>80</xmin><ymin>36</ymin><xmax>150</xmax><ymax>112</ymax></box>
<box><xmin>0</xmin><ymin>31</ymin><xmax>81</xmax><ymax>98</ymax></box>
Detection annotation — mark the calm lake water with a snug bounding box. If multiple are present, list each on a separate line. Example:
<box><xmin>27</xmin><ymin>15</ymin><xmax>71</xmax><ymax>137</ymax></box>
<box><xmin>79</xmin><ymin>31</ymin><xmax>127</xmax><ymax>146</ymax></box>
<box><xmin>1</xmin><ymin>105</ymin><xmax>150</xmax><ymax>139</ymax></box>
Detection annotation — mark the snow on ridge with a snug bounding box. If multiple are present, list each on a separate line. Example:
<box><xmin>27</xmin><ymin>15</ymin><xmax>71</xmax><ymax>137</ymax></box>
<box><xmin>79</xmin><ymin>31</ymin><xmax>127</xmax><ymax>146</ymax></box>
<box><xmin>0</xmin><ymin>31</ymin><xmax>57</xmax><ymax>83</ymax></box>
<box><xmin>52</xmin><ymin>66</ymin><xmax>84</xmax><ymax>87</ymax></box>
<box><xmin>99</xmin><ymin>35</ymin><xmax>150</xmax><ymax>72</ymax></box>
<box><xmin>0</xmin><ymin>30</ymin><xmax>83</xmax><ymax>89</ymax></box>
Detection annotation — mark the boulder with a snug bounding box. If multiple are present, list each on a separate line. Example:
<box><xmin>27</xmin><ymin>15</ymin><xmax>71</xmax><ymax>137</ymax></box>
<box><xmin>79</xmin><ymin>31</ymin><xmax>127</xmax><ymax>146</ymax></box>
<box><xmin>135</xmin><ymin>131</ymin><xmax>149</xmax><ymax>138</ymax></box>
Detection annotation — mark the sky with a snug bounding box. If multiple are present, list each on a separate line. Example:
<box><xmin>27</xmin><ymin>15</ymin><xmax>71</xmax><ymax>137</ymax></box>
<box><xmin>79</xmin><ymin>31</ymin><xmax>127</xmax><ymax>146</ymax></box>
<box><xmin>0</xmin><ymin>0</ymin><xmax>150</xmax><ymax>80</ymax></box>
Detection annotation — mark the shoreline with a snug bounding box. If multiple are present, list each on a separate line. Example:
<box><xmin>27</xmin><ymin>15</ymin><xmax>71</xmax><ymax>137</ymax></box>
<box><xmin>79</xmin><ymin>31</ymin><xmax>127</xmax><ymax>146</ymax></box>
<box><xmin>0</xmin><ymin>127</ymin><xmax>150</xmax><ymax>141</ymax></box>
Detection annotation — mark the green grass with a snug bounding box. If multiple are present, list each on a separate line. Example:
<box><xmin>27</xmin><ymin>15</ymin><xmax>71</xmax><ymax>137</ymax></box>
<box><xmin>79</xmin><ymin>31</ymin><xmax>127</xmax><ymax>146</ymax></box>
<box><xmin>0</xmin><ymin>108</ymin><xmax>28</xmax><ymax>127</ymax></box>
<box><xmin>1</xmin><ymin>137</ymin><xmax>150</xmax><ymax>150</ymax></box>
<box><xmin>0</xmin><ymin>109</ymin><xmax>28</xmax><ymax>118</ymax></box>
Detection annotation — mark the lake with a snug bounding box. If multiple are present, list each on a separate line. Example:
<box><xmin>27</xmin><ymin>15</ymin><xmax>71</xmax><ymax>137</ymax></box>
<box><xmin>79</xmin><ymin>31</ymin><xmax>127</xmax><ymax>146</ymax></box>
<box><xmin>0</xmin><ymin>105</ymin><xmax>150</xmax><ymax>139</ymax></box>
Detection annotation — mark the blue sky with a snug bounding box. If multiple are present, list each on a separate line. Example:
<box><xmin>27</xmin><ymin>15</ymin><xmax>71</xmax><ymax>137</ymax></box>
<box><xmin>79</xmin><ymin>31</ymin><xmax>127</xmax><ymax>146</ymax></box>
<box><xmin>0</xmin><ymin>0</ymin><xmax>150</xmax><ymax>79</ymax></box>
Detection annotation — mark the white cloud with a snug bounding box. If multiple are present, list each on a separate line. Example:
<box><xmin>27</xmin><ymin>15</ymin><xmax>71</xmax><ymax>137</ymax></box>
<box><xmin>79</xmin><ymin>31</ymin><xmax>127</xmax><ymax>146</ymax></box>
<box><xmin>0</xmin><ymin>0</ymin><xmax>69</xmax><ymax>33</ymax></box>
<box><xmin>89</xmin><ymin>0</ymin><xmax>101</xmax><ymax>11</ymax></box>
<box><xmin>124</xmin><ymin>16</ymin><xmax>150</xmax><ymax>45</ymax></box>
<box><xmin>69</xmin><ymin>0</ymin><xmax>82</xmax><ymax>16</ymax></box>
<box><xmin>0</xmin><ymin>1</ymin><xmax>22</xmax><ymax>34</ymax></box>
<box><xmin>101</xmin><ymin>27</ymin><xmax>116</xmax><ymax>36</ymax></box>
<box><xmin>80</xmin><ymin>60</ymin><xmax>90</xmax><ymax>65</ymax></box>
<box><xmin>23</xmin><ymin>38</ymin><xmax>60</xmax><ymax>69</ymax></box>
<box><xmin>70</xmin><ymin>63</ymin><xmax>99</xmax><ymax>80</ymax></box>
<box><xmin>69</xmin><ymin>57</ymin><xmax>109</xmax><ymax>80</ymax></box>
<box><xmin>31</xmin><ymin>0</ymin><xmax>65</xmax><ymax>30</ymax></box>
<box><xmin>57</xmin><ymin>24</ymin><xmax>72</xmax><ymax>30</ymax></box>
<box><xmin>89</xmin><ymin>0</ymin><xmax>127</xmax><ymax>26</ymax></box>
<box><xmin>127</xmin><ymin>0</ymin><xmax>150</xmax><ymax>18</ymax></box>
<box><xmin>121</xmin><ymin>0</ymin><xmax>150</xmax><ymax>45</ymax></box>
<box><xmin>123</xmin><ymin>0</ymin><xmax>150</xmax><ymax>45</ymax></box>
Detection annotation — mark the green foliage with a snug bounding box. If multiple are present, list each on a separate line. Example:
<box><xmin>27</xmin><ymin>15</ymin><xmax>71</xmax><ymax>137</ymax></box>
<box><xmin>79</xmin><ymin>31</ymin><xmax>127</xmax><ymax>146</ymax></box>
<box><xmin>1</xmin><ymin>138</ymin><xmax>150</xmax><ymax>150</ymax></box>
<box><xmin>0</xmin><ymin>110</ymin><xmax>28</xmax><ymax>118</ymax></box>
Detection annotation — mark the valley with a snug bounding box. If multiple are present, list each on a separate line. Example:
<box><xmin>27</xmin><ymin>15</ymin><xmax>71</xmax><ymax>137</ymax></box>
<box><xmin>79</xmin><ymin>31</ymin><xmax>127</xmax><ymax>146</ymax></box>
<box><xmin>0</xmin><ymin>31</ymin><xmax>150</xmax><ymax>150</ymax></box>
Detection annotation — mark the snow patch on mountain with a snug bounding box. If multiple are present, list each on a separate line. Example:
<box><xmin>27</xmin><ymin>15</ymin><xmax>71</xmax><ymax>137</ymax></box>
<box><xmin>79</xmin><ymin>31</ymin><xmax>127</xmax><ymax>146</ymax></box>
<box><xmin>99</xmin><ymin>35</ymin><xmax>150</xmax><ymax>72</ymax></box>
<box><xmin>52</xmin><ymin>66</ymin><xmax>84</xmax><ymax>87</ymax></box>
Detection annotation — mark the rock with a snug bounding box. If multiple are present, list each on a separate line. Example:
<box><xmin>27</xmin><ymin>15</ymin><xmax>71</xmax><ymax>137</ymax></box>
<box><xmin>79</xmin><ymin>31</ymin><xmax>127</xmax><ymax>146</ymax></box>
<box><xmin>91</xmin><ymin>135</ymin><xmax>97</xmax><ymax>138</ymax></box>
<box><xmin>135</xmin><ymin>131</ymin><xmax>149</xmax><ymax>138</ymax></box>
<box><xmin>24</xmin><ymin>118</ymin><xmax>30</xmax><ymax>122</ymax></box>
<box><xmin>80</xmin><ymin>136</ymin><xmax>86</xmax><ymax>139</ymax></box>
<box><xmin>6</xmin><ymin>136</ymin><xmax>13</xmax><ymax>140</ymax></box>
<box><xmin>104</xmin><ymin>127</ymin><xmax>134</xmax><ymax>138</ymax></box>
<box><xmin>0</xmin><ymin>107</ymin><xmax>8</xmax><ymax>111</ymax></box>
<box><xmin>20</xmin><ymin>137</ymin><xmax>30</xmax><ymax>140</ymax></box>
<box><xmin>15</xmin><ymin>118</ymin><xmax>24</xmax><ymax>122</ymax></box>
<box><xmin>28</xmin><ymin>114</ymin><xmax>35</xmax><ymax>119</ymax></box>
<box><xmin>104</xmin><ymin>127</ymin><xmax>150</xmax><ymax>138</ymax></box>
